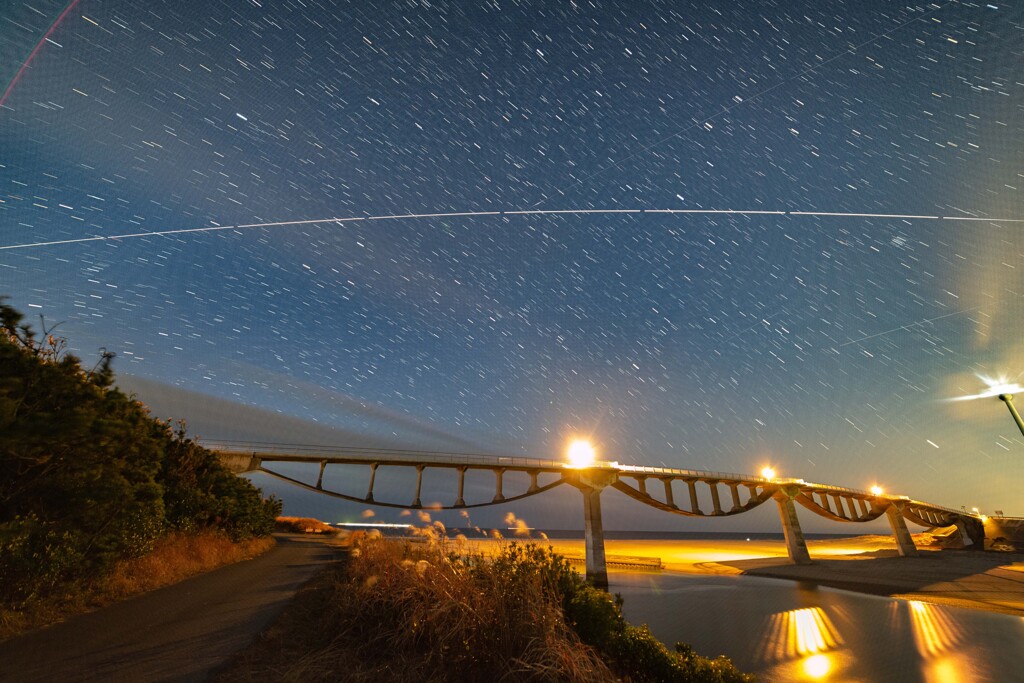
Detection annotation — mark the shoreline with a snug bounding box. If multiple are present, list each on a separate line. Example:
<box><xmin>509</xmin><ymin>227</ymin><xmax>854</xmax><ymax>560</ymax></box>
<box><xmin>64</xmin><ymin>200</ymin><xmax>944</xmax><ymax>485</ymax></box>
<box><xmin>454</xmin><ymin>533</ymin><xmax>1024</xmax><ymax>617</ymax></box>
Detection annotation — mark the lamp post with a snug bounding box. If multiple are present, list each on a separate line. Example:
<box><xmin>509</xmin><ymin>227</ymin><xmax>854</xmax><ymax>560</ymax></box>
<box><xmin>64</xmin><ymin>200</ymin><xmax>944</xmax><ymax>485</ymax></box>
<box><xmin>998</xmin><ymin>393</ymin><xmax>1024</xmax><ymax>437</ymax></box>
<box><xmin>949</xmin><ymin>376</ymin><xmax>1024</xmax><ymax>438</ymax></box>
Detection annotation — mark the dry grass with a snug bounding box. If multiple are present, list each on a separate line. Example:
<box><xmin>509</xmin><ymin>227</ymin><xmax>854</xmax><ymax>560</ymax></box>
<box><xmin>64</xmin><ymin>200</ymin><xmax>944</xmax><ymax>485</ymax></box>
<box><xmin>218</xmin><ymin>536</ymin><xmax>615</xmax><ymax>683</ymax></box>
<box><xmin>101</xmin><ymin>531</ymin><xmax>275</xmax><ymax>599</ymax></box>
<box><xmin>0</xmin><ymin>531</ymin><xmax>274</xmax><ymax>640</ymax></box>
<box><xmin>275</xmin><ymin>516</ymin><xmax>337</xmax><ymax>535</ymax></box>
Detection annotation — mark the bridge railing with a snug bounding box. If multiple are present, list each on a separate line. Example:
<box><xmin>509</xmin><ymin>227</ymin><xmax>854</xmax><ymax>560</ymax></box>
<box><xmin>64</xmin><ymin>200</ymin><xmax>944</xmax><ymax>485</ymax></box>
<box><xmin>616</xmin><ymin>463</ymin><xmax>772</xmax><ymax>483</ymax></box>
<box><xmin>203</xmin><ymin>440</ymin><xmax>574</xmax><ymax>470</ymax></box>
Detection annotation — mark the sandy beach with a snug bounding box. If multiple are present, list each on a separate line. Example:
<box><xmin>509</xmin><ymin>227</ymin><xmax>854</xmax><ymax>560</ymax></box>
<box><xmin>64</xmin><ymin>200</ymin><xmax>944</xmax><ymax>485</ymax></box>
<box><xmin>457</xmin><ymin>534</ymin><xmax>1024</xmax><ymax>617</ymax></box>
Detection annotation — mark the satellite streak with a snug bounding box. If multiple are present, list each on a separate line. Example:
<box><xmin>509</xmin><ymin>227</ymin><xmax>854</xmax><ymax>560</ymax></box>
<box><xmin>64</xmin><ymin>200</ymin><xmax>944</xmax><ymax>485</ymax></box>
<box><xmin>0</xmin><ymin>0</ymin><xmax>82</xmax><ymax>108</ymax></box>
<box><xmin>2</xmin><ymin>208</ymin><xmax>1020</xmax><ymax>251</ymax></box>
<box><xmin>838</xmin><ymin>308</ymin><xmax>983</xmax><ymax>347</ymax></box>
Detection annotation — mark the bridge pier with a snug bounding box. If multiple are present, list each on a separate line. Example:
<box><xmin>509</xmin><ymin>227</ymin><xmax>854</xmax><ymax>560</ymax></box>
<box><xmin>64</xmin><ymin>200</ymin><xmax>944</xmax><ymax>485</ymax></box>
<box><xmin>455</xmin><ymin>466</ymin><xmax>467</xmax><ymax>507</ymax></box>
<box><xmin>413</xmin><ymin>465</ymin><xmax>425</xmax><ymax>508</ymax></box>
<box><xmin>582</xmin><ymin>487</ymin><xmax>609</xmax><ymax>590</ymax></box>
<box><xmin>662</xmin><ymin>478</ymin><xmax>676</xmax><ymax>508</ymax></box>
<box><xmin>366</xmin><ymin>463</ymin><xmax>378</xmax><ymax>502</ymax></box>
<box><xmin>708</xmin><ymin>481</ymin><xmax>724</xmax><ymax>515</ymax></box>
<box><xmin>686</xmin><ymin>479</ymin><xmax>702</xmax><ymax>514</ymax></box>
<box><xmin>728</xmin><ymin>482</ymin><xmax>742</xmax><ymax>513</ymax></box>
<box><xmin>951</xmin><ymin>516</ymin><xmax>985</xmax><ymax>547</ymax></box>
<box><xmin>884</xmin><ymin>504</ymin><xmax>918</xmax><ymax>557</ymax></box>
<box><xmin>492</xmin><ymin>468</ymin><xmax>506</xmax><ymax>503</ymax></box>
<box><xmin>566</xmin><ymin>468</ymin><xmax>618</xmax><ymax>590</ymax></box>
<box><xmin>773</xmin><ymin>486</ymin><xmax>812</xmax><ymax>565</ymax></box>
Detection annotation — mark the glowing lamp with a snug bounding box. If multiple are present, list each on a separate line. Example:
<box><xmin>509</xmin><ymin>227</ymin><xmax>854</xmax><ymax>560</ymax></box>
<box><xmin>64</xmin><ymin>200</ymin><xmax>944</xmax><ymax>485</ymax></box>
<box><xmin>760</xmin><ymin>466</ymin><xmax>776</xmax><ymax>481</ymax></box>
<box><xmin>567</xmin><ymin>440</ymin><xmax>596</xmax><ymax>468</ymax></box>
<box><xmin>870</xmin><ymin>485</ymin><xmax>883</xmax><ymax>496</ymax></box>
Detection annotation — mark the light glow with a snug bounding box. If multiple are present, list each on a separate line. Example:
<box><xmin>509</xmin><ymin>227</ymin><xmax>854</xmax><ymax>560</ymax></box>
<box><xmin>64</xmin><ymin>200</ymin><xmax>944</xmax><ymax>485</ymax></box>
<box><xmin>802</xmin><ymin>653</ymin><xmax>832</xmax><ymax>679</ymax></box>
<box><xmin>759</xmin><ymin>606</ymin><xmax>843</xmax><ymax>662</ymax></box>
<box><xmin>761</xmin><ymin>466</ymin><xmax>776</xmax><ymax>480</ymax></box>
<box><xmin>908</xmin><ymin>600</ymin><xmax>963</xmax><ymax>657</ymax></box>
<box><xmin>567</xmin><ymin>439</ymin><xmax>596</xmax><ymax>468</ymax></box>
<box><xmin>870</xmin><ymin>485</ymin><xmax>884</xmax><ymax>496</ymax></box>
<box><xmin>948</xmin><ymin>374</ymin><xmax>1024</xmax><ymax>401</ymax></box>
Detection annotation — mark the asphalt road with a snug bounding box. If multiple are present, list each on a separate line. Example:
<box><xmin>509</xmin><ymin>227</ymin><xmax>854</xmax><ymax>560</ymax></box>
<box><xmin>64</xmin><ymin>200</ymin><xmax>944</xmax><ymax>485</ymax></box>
<box><xmin>0</xmin><ymin>534</ymin><xmax>343</xmax><ymax>683</ymax></box>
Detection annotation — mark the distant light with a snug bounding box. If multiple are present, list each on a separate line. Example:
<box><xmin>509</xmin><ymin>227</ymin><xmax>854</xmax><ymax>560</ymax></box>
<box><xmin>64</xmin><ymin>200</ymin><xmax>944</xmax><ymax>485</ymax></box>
<box><xmin>761</xmin><ymin>466</ymin><xmax>776</xmax><ymax>480</ymax></box>
<box><xmin>971</xmin><ymin>507</ymin><xmax>979</xmax><ymax>513</ymax></box>
<box><xmin>567</xmin><ymin>440</ymin><xmax>596</xmax><ymax>468</ymax></box>
<box><xmin>948</xmin><ymin>374</ymin><xmax>1024</xmax><ymax>401</ymax></box>
<box><xmin>335</xmin><ymin>522</ymin><xmax>412</xmax><ymax>528</ymax></box>
<box><xmin>870</xmin><ymin>485</ymin><xmax>884</xmax><ymax>496</ymax></box>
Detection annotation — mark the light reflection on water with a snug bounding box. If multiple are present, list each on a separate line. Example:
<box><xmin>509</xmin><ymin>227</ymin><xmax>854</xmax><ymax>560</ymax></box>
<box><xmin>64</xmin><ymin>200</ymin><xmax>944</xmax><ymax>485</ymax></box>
<box><xmin>905</xmin><ymin>600</ymin><xmax>977</xmax><ymax>683</ymax></box>
<box><xmin>755</xmin><ymin>607</ymin><xmax>844</xmax><ymax>681</ymax></box>
<box><xmin>611</xmin><ymin>571</ymin><xmax>1021</xmax><ymax>682</ymax></box>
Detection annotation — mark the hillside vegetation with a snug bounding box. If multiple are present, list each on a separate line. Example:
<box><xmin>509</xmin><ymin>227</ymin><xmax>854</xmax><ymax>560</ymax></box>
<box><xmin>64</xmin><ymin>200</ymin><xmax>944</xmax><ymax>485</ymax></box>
<box><xmin>0</xmin><ymin>298</ymin><xmax>281</xmax><ymax>614</ymax></box>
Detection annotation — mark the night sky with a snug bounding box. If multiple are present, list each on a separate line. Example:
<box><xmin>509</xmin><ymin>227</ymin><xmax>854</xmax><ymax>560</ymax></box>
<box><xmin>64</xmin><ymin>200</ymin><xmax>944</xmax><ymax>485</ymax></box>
<box><xmin>2</xmin><ymin>0</ymin><xmax>1021</xmax><ymax>530</ymax></box>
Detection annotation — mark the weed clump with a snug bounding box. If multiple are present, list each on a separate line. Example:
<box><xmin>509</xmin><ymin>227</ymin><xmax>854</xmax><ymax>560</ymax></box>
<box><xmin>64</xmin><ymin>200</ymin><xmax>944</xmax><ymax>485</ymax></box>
<box><xmin>226</xmin><ymin>535</ymin><xmax>752</xmax><ymax>682</ymax></box>
<box><xmin>327</xmin><ymin>538</ymin><xmax>614</xmax><ymax>682</ymax></box>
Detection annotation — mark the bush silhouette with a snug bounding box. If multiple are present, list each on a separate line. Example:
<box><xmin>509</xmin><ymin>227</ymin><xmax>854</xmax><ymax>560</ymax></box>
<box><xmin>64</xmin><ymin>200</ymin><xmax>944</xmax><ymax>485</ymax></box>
<box><xmin>0</xmin><ymin>298</ymin><xmax>280</xmax><ymax>604</ymax></box>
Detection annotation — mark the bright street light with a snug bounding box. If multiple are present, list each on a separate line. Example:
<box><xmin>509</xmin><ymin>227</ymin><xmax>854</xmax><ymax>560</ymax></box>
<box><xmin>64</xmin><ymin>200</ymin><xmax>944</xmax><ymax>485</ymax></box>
<box><xmin>760</xmin><ymin>466</ymin><xmax>776</xmax><ymax>481</ymax></box>
<box><xmin>949</xmin><ymin>374</ymin><xmax>1024</xmax><ymax>438</ymax></box>
<box><xmin>870</xmin><ymin>485</ymin><xmax>883</xmax><ymax>496</ymax></box>
<box><xmin>567</xmin><ymin>440</ymin><xmax>596</xmax><ymax>468</ymax></box>
<box><xmin>948</xmin><ymin>374</ymin><xmax>1024</xmax><ymax>402</ymax></box>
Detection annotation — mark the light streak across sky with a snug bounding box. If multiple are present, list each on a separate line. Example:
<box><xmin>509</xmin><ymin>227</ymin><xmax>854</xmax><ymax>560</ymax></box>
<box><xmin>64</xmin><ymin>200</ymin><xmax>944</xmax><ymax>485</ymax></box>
<box><xmin>0</xmin><ymin>0</ymin><xmax>82</xmax><ymax>108</ymax></box>
<box><xmin>2</xmin><ymin>207</ymin><xmax>1020</xmax><ymax>251</ymax></box>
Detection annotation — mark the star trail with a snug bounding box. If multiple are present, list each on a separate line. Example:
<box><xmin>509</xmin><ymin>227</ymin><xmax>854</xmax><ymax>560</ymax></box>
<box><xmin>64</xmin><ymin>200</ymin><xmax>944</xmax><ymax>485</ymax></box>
<box><xmin>1</xmin><ymin>0</ymin><xmax>1021</xmax><ymax>525</ymax></box>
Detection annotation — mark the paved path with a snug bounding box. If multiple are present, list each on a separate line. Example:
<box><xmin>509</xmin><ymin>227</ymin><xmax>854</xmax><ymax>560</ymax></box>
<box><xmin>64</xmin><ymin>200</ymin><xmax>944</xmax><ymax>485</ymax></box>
<box><xmin>0</xmin><ymin>534</ymin><xmax>343</xmax><ymax>682</ymax></box>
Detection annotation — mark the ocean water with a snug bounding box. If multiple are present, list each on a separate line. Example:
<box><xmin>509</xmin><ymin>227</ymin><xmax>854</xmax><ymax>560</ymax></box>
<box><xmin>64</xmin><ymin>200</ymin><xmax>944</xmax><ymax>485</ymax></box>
<box><xmin>613</xmin><ymin>570</ymin><xmax>1022</xmax><ymax>683</ymax></box>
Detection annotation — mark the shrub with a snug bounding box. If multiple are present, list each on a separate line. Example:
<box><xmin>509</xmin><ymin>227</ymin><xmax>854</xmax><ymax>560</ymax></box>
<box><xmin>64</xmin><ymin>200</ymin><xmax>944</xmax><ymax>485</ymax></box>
<box><xmin>284</xmin><ymin>537</ymin><xmax>752</xmax><ymax>683</ymax></box>
<box><xmin>318</xmin><ymin>538</ymin><xmax>614</xmax><ymax>682</ymax></box>
<box><xmin>0</xmin><ymin>298</ymin><xmax>279</xmax><ymax>604</ymax></box>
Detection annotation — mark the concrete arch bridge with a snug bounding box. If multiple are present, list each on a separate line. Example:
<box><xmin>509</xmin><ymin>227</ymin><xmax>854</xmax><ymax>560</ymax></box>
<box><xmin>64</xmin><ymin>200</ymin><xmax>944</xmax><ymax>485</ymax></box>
<box><xmin>212</xmin><ymin>441</ymin><xmax>986</xmax><ymax>589</ymax></box>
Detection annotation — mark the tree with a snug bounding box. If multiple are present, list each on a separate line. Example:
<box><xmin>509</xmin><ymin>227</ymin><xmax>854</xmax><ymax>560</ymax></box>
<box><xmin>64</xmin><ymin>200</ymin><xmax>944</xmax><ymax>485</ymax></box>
<box><xmin>1</xmin><ymin>298</ymin><xmax>278</xmax><ymax>603</ymax></box>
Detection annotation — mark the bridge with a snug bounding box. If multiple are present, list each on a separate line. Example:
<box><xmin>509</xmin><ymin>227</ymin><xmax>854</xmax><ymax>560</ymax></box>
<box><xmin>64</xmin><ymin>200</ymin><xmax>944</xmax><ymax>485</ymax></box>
<box><xmin>211</xmin><ymin>441</ymin><xmax>987</xmax><ymax>590</ymax></box>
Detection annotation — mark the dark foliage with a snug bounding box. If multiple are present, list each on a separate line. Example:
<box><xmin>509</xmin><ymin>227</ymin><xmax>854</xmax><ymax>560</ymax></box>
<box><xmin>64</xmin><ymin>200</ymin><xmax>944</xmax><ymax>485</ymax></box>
<box><xmin>0</xmin><ymin>298</ymin><xmax>280</xmax><ymax>604</ymax></box>
<box><xmin>518</xmin><ymin>545</ymin><xmax>754</xmax><ymax>683</ymax></box>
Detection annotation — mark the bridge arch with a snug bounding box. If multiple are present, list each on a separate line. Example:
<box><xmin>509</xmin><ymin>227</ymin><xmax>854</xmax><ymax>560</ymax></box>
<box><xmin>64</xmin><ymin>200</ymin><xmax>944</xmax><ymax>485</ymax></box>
<box><xmin>210</xmin><ymin>441</ymin><xmax>988</xmax><ymax>588</ymax></box>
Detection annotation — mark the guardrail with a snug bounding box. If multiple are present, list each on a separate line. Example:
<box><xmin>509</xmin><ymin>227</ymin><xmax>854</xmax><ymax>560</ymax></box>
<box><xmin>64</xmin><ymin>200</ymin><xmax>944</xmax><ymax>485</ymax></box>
<box><xmin>204</xmin><ymin>440</ymin><xmax>571</xmax><ymax>470</ymax></box>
